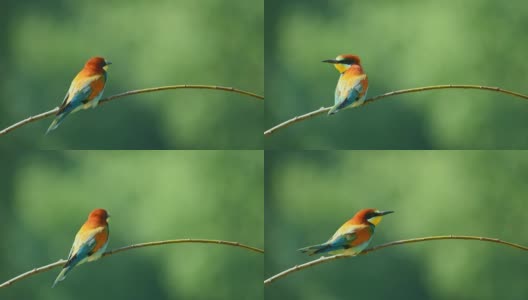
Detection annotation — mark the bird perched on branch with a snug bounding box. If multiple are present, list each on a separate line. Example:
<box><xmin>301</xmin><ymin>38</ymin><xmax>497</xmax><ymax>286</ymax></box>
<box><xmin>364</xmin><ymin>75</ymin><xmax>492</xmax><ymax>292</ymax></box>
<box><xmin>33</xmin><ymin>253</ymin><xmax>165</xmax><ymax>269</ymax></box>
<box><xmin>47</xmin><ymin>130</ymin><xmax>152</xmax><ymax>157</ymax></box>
<box><xmin>52</xmin><ymin>208</ymin><xmax>110</xmax><ymax>287</ymax></box>
<box><xmin>323</xmin><ymin>54</ymin><xmax>368</xmax><ymax>115</ymax></box>
<box><xmin>299</xmin><ymin>208</ymin><xmax>393</xmax><ymax>256</ymax></box>
<box><xmin>46</xmin><ymin>57</ymin><xmax>112</xmax><ymax>134</ymax></box>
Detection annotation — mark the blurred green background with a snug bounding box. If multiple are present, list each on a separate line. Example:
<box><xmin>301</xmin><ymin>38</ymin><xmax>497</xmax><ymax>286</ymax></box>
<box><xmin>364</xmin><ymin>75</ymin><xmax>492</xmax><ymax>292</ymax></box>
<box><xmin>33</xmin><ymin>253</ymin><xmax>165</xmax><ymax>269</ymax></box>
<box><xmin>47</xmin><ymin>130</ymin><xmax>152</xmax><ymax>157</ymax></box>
<box><xmin>266</xmin><ymin>151</ymin><xmax>528</xmax><ymax>299</ymax></box>
<box><xmin>0</xmin><ymin>0</ymin><xmax>263</xmax><ymax>149</ymax></box>
<box><xmin>0</xmin><ymin>150</ymin><xmax>263</xmax><ymax>300</ymax></box>
<box><xmin>265</xmin><ymin>0</ymin><xmax>528</xmax><ymax>149</ymax></box>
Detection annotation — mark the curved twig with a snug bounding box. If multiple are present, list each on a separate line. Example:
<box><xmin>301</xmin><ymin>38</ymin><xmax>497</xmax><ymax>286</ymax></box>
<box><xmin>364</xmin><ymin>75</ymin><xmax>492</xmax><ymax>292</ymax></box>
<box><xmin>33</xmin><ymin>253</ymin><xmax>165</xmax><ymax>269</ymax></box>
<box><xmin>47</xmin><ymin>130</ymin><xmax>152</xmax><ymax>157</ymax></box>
<box><xmin>104</xmin><ymin>238</ymin><xmax>264</xmax><ymax>256</ymax></box>
<box><xmin>264</xmin><ymin>235</ymin><xmax>528</xmax><ymax>285</ymax></box>
<box><xmin>0</xmin><ymin>85</ymin><xmax>264</xmax><ymax>137</ymax></box>
<box><xmin>264</xmin><ymin>85</ymin><xmax>528</xmax><ymax>136</ymax></box>
<box><xmin>0</xmin><ymin>239</ymin><xmax>264</xmax><ymax>288</ymax></box>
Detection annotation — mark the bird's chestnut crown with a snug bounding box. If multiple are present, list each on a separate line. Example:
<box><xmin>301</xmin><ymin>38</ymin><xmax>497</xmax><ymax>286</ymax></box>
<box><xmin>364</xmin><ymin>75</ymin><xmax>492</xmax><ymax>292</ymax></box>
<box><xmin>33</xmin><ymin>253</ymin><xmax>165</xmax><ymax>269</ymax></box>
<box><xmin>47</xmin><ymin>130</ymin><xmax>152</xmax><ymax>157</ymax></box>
<box><xmin>85</xmin><ymin>57</ymin><xmax>112</xmax><ymax>70</ymax></box>
<box><xmin>88</xmin><ymin>208</ymin><xmax>110</xmax><ymax>221</ymax></box>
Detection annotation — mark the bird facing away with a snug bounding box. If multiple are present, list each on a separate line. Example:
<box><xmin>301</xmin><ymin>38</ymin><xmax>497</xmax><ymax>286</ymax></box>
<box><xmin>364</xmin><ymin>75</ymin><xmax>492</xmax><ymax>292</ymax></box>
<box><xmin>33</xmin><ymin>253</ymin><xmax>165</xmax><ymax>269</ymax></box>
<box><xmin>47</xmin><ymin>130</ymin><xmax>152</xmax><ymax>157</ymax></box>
<box><xmin>52</xmin><ymin>208</ymin><xmax>110</xmax><ymax>287</ymax></box>
<box><xmin>323</xmin><ymin>54</ymin><xmax>368</xmax><ymax>115</ymax></box>
<box><xmin>299</xmin><ymin>208</ymin><xmax>393</xmax><ymax>256</ymax></box>
<box><xmin>46</xmin><ymin>57</ymin><xmax>112</xmax><ymax>134</ymax></box>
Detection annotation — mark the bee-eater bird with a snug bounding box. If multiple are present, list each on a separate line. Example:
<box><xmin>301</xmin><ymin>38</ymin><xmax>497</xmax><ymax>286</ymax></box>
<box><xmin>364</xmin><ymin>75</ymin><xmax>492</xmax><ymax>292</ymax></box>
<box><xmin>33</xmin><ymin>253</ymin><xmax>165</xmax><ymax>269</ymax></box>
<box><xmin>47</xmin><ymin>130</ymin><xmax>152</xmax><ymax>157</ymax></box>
<box><xmin>299</xmin><ymin>208</ymin><xmax>393</xmax><ymax>256</ymax></box>
<box><xmin>323</xmin><ymin>54</ymin><xmax>368</xmax><ymax>115</ymax></box>
<box><xmin>52</xmin><ymin>208</ymin><xmax>110</xmax><ymax>287</ymax></box>
<box><xmin>46</xmin><ymin>57</ymin><xmax>112</xmax><ymax>134</ymax></box>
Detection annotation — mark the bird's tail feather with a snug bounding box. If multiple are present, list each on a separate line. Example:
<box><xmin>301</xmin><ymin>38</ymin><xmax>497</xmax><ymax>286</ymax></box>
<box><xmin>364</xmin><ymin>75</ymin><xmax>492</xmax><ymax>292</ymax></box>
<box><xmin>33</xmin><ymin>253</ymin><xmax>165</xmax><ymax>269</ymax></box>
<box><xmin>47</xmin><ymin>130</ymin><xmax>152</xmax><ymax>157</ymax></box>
<box><xmin>328</xmin><ymin>106</ymin><xmax>340</xmax><ymax>115</ymax></box>
<box><xmin>328</xmin><ymin>101</ymin><xmax>346</xmax><ymax>115</ymax></box>
<box><xmin>328</xmin><ymin>97</ymin><xmax>364</xmax><ymax>115</ymax></box>
<box><xmin>52</xmin><ymin>265</ymin><xmax>72</xmax><ymax>288</ymax></box>
<box><xmin>298</xmin><ymin>243</ymin><xmax>333</xmax><ymax>256</ymax></box>
<box><xmin>51</xmin><ymin>255</ymin><xmax>82</xmax><ymax>288</ymax></box>
<box><xmin>45</xmin><ymin>112</ymin><xmax>69</xmax><ymax>135</ymax></box>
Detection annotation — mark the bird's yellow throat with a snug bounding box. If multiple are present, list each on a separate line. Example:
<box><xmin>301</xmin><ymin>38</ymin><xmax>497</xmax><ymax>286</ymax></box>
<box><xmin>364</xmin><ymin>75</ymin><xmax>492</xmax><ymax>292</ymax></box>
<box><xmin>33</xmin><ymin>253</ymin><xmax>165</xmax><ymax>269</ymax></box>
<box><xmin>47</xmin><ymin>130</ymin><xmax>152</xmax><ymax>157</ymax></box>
<box><xmin>334</xmin><ymin>63</ymin><xmax>349</xmax><ymax>74</ymax></box>
<box><xmin>368</xmin><ymin>215</ymin><xmax>383</xmax><ymax>226</ymax></box>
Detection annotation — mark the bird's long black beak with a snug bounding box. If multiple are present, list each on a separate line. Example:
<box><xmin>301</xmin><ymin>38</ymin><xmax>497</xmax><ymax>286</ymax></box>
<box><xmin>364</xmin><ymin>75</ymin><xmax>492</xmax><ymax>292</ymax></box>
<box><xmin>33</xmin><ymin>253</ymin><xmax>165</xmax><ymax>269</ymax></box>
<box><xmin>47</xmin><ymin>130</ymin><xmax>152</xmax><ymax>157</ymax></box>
<box><xmin>322</xmin><ymin>59</ymin><xmax>340</xmax><ymax>64</ymax></box>
<box><xmin>377</xmin><ymin>210</ymin><xmax>394</xmax><ymax>216</ymax></box>
<box><xmin>106</xmin><ymin>61</ymin><xmax>112</xmax><ymax>65</ymax></box>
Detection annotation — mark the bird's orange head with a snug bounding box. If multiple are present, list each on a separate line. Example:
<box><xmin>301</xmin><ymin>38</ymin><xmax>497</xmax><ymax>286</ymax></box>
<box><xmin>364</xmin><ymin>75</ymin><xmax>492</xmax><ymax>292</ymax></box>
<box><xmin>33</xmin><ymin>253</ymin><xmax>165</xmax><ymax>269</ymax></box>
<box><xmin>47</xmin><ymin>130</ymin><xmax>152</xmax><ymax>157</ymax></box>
<box><xmin>323</xmin><ymin>54</ymin><xmax>362</xmax><ymax>74</ymax></box>
<box><xmin>352</xmin><ymin>208</ymin><xmax>394</xmax><ymax>226</ymax></box>
<box><xmin>84</xmin><ymin>57</ymin><xmax>112</xmax><ymax>72</ymax></box>
<box><xmin>87</xmin><ymin>208</ymin><xmax>110</xmax><ymax>225</ymax></box>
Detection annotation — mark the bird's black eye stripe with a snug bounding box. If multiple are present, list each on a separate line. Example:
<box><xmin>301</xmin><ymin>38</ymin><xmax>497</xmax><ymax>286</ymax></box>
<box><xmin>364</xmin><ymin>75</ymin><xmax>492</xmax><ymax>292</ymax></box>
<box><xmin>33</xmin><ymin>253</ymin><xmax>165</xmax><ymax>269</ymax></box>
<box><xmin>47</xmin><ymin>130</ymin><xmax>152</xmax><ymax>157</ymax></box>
<box><xmin>339</xmin><ymin>59</ymin><xmax>356</xmax><ymax>65</ymax></box>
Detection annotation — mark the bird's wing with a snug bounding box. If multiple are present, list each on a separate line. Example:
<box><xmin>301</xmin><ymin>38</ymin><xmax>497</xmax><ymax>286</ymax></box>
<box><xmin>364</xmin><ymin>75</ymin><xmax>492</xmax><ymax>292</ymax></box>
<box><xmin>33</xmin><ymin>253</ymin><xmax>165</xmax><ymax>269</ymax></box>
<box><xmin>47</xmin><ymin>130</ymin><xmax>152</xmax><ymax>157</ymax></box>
<box><xmin>67</xmin><ymin>226</ymin><xmax>106</xmax><ymax>262</ymax></box>
<box><xmin>334</xmin><ymin>74</ymin><xmax>368</xmax><ymax>107</ymax></box>
<box><xmin>57</xmin><ymin>92</ymin><xmax>70</xmax><ymax>111</ymax></box>
<box><xmin>328</xmin><ymin>223</ymin><xmax>372</xmax><ymax>248</ymax></box>
<box><xmin>58</xmin><ymin>74</ymin><xmax>102</xmax><ymax>114</ymax></box>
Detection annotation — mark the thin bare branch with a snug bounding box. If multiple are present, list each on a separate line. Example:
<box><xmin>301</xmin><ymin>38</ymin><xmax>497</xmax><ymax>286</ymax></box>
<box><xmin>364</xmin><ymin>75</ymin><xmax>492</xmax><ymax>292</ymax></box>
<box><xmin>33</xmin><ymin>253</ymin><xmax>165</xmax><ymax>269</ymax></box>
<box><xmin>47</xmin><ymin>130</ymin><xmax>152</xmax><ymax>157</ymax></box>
<box><xmin>264</xmin><ymin>107</ymin><xmax>330</xmax><ymax>136</ymax></box>
<box><xmin>0</xmin><ymin>85</ymin><xmax>264</xmax><ymax>137</ymax></box>
<box><xmin>0</xmin><ymin>238</ymin><xmax>263</xmax><ymax>288</ymax></box>
<box><xmin>264</xmin><ymin>85</ymin><xmax>528</xmax><ymax>136</ymax></box>
<box><xmin>264</xmin><ymin>235</ymin><xmax>528</xmax><ymax>285</ymax></box>
<box><xmin>104</xmin><ymin>238</ymin><xmax>264</xmax><ymax>256</ymax></box>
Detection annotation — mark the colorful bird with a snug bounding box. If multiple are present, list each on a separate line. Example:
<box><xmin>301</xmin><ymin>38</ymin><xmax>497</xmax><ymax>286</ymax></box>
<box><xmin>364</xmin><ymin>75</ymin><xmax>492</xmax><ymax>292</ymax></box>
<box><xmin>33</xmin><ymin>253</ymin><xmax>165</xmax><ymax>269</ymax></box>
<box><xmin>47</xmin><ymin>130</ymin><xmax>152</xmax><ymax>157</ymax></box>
<box><xmin>323</xmin><ymin>54</ymin><xmax>368</xmax><ymax>115</ymax></box>
<box><xmin>52</xmin><ymin>208</ymin><xmax>110</xmax><ymax>287</ymax></box>
<box><xmin>299</xmin><ymin>208</ymin><xmax>393</xmax><ymax>256</ymax></box>
<box><xmin>46</xmin><ymin>57</ymin><xmax>112</xmax><ymax>134</ymax></box>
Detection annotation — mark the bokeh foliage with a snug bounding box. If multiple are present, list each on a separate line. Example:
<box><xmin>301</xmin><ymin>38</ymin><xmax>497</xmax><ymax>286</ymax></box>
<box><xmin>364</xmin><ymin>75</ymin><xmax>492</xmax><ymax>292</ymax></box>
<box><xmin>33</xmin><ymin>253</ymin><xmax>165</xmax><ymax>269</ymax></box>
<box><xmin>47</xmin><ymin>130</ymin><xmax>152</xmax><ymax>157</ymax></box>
<box><xmin>0</xmin><ymin>0</ymin><xmax>263</xmax><ymax>149</ymax></box>
<box><xmin>266</xmin><ymin>151</ymin><xmax>528</xmax><ymax>299</ymax></box>
<box><xmin>0</xmin><ymin>150</ymin><xmax>263</xmax><ymax>300</ymax></box>
<box><xmin>265</xmin><ymin>0</ymin><xmax>528</xmax><ymax>149</ymax></box>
